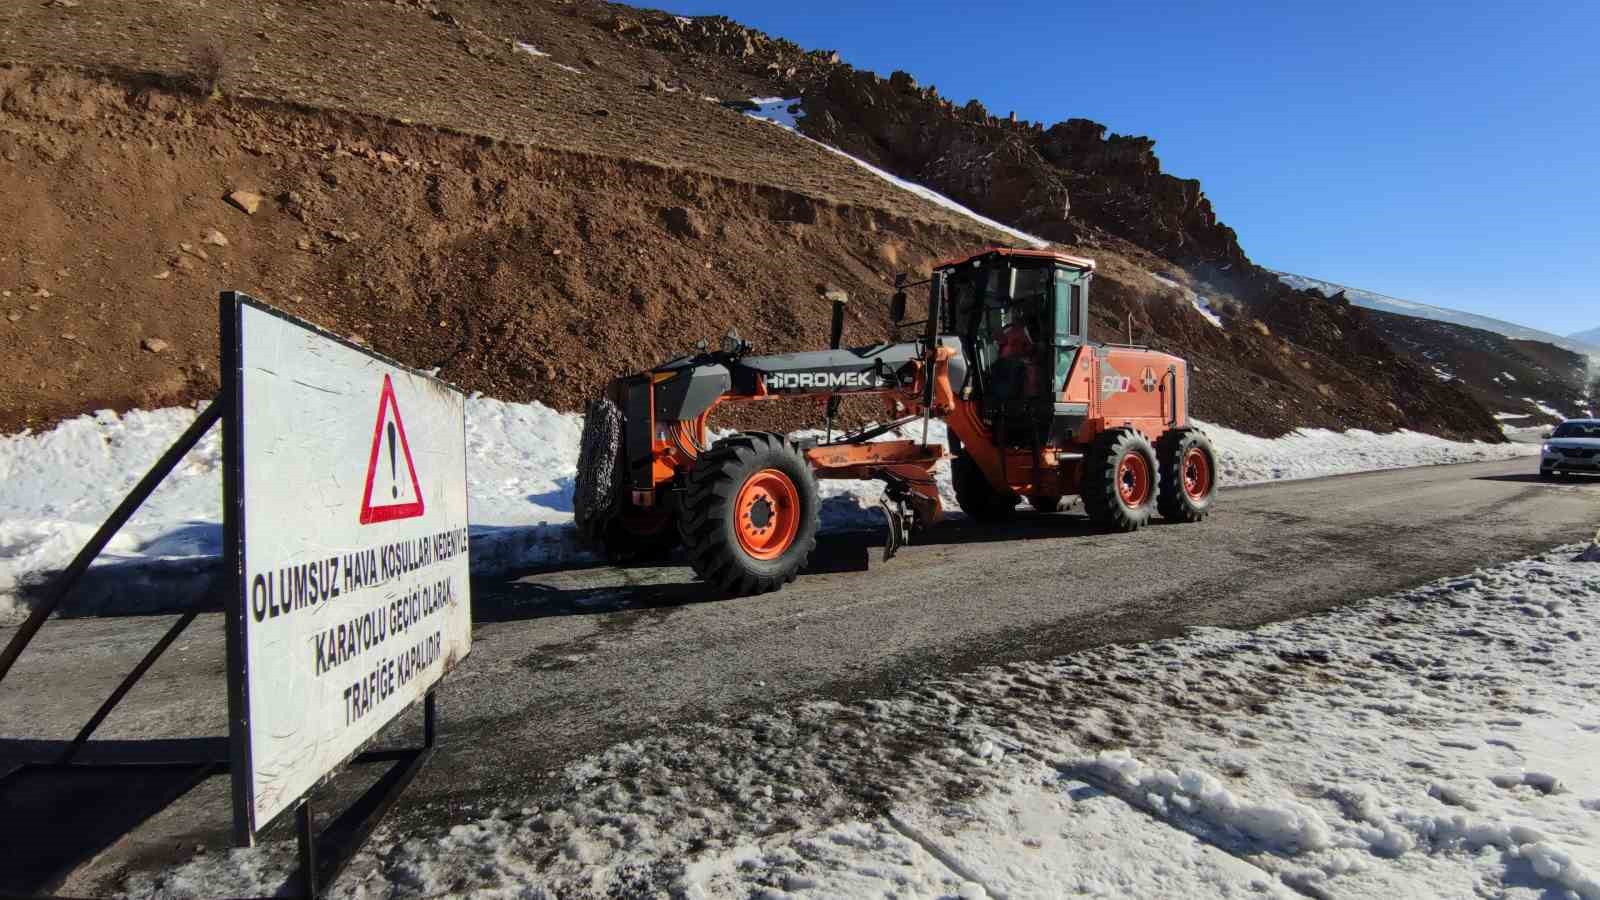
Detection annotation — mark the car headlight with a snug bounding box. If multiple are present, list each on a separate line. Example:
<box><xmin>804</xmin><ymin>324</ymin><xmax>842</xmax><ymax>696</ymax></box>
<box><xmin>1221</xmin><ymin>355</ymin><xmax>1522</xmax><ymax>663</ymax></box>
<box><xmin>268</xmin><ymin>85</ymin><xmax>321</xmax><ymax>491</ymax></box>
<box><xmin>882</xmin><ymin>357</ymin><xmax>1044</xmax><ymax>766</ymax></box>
<box><xmin>1542</xmin><ymin>443</ymin><xmax>1553</xmax><ymax>454</ymax></box>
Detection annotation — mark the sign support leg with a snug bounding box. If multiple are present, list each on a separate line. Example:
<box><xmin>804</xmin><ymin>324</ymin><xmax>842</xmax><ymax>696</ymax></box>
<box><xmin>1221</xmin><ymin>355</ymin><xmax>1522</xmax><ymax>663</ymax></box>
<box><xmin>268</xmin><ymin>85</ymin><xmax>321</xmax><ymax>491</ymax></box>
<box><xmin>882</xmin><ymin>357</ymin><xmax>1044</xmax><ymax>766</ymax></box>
<box><xmin>0</xmin><ymin>397</ymin><xmax>223</xmax><ymax>686</ymax></box>
<box><xmin>58</xmin><ymin>611</ymin><xmax>200</xmax><ymax>764</ymax></box>
<box><xmin>297</xmin><ymin>799</ymin><xmax>319</xmax><ymax>900</ymax></box>
<box><xmin>424</xmin><ymin>690</ymin><xmax>436</xmax><ymax>748</ymax></box>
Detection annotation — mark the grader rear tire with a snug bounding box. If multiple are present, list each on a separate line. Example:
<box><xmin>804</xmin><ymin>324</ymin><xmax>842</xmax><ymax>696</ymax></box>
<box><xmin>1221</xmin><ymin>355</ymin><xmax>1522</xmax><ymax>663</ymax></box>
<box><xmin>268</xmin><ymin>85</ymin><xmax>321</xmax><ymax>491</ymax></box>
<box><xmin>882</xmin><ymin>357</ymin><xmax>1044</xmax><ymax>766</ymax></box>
<box><xmin>574</xmin><ymin>397</ymin><xmax>681</xmax><ymax>561</ymax></box>
<box><xmin>952</xmin><ymin>452</ymin><xmax>1018</xmax><ymax>523</ymax></box>
<box><xmin>679</xmin><ymin>432</ymin><xmax>819</xmax><ymax>595</ymax></box>
<box><xmin>574</xmin><ymin>398</ymin><xmax>623</xmax><ymax>548</ymax></box>
<box><xmin>1082</xmin><ymin>428</ymin><xmax>1158</xmax><ymax>532</ymax></box>
<box><xmin>1156</xmin><ymin>427</ymin><xmax>1217</xmax><ymax>523</ymax></box>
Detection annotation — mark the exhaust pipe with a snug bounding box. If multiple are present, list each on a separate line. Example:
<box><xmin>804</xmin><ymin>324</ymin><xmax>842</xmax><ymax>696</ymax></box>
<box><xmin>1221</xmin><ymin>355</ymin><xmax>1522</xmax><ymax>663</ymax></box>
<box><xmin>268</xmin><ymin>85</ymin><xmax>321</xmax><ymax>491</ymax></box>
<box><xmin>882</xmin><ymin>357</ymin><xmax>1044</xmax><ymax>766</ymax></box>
<box><xmin>825</xmin><ymin>293</ymin><xmax>847</xmax><ymax>442</ymax></box>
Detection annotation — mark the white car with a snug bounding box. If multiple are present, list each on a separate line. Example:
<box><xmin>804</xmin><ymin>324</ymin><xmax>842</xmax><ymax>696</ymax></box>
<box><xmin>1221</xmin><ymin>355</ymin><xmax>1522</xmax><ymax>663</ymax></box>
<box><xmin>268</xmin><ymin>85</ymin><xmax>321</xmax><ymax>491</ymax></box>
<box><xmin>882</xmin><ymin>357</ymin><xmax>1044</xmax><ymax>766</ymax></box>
<box><xmin>1540</xmin><ymin>418</ymin><xmax>1600</xmax><ymax>478</ymax></box>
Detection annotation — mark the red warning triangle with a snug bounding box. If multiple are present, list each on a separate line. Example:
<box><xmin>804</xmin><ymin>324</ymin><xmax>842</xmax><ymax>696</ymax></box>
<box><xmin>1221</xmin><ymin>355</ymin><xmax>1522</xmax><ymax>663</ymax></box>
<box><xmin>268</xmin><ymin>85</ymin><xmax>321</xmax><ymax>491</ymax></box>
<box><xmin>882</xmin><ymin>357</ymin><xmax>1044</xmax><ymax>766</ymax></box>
<box><xmin>359</xmin><ymin>374</ymin><xmax>426</xmax><ymax>524</ymax></box>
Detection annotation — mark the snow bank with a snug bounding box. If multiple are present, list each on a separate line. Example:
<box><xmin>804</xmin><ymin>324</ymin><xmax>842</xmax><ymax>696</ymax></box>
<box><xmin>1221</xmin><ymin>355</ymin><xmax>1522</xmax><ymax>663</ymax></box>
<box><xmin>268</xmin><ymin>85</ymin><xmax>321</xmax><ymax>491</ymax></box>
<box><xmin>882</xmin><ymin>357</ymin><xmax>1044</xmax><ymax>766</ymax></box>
<box><xmin>0</xmin><ymin>400</ymin><xmax>595</xmax><ymax>619</ymax></box>
<box><xmin>1195</xmin><ymin>420</ymin><xmax>1536</xmax><ymax>485</ymax></box>
<box><xmin>125</xmin><ymin>549</ymin><xmax>1600</xmax><ymax>898</ymax></box>
<box><xmin>0</xmin><ymin>403</ymin><xmax>1536</xmax><ymax>618</ymax></box>
<box><xmin>741</xmin><ymin>98</ymin><xmax>1050</xmax><ymax>248</ymax></box>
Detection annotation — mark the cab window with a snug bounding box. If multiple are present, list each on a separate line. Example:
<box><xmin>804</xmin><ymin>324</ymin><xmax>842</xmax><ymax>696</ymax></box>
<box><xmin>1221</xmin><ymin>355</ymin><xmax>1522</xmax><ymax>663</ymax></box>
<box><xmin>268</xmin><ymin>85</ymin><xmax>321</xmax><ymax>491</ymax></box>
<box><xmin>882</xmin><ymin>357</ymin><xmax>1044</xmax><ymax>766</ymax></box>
<box><xmin>1054</xmin><ymin>269</ymin><xmax>1084</xmax><ymax>340</ymax></box>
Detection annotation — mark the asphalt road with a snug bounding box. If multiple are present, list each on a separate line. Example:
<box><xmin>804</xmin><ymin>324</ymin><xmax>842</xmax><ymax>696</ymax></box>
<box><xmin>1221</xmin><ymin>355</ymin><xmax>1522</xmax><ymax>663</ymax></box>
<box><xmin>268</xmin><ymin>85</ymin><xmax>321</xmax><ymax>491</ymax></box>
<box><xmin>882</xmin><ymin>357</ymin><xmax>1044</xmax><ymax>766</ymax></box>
<box><xmin>2</xmin><ymin>458</ymin><xmax>1596</xmax><ymax>892</ymax></box>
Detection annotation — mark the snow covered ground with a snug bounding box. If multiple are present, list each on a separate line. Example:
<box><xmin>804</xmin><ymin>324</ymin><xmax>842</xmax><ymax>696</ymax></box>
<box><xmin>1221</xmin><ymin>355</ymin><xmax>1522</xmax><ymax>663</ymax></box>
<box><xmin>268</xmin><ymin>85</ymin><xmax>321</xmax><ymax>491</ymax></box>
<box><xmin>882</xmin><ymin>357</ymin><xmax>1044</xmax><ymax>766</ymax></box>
<box><xmin>124</xmin><ymin>545</ymin><xmax>1600</xmax><ymax>899</ymax></box>
<box><xmin>1198</xmin><ymin>421</ymin><xmax>1536</xmax><ymax>485</ymax></box>
<box><xmin>0</xmin><ymin>402</ymin><xmax>1536</xmax><ymax>619</ymax></box>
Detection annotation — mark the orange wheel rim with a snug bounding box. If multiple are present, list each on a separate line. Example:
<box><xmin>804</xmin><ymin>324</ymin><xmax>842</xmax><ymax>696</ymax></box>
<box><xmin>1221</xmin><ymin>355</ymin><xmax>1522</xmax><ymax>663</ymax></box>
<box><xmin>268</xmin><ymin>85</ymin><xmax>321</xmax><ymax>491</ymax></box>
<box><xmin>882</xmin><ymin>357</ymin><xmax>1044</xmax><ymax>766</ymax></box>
<box><xmin>1116</xmin><ymin>452</ymin><xmax>1151</xmax><ymax>507</ymax></box>
<box><xmin>734</xmin><ymin>468</ymin><xmax>800</xmax><ymax>560</ymax></box>
<box><xmin>1182</xmin><ymin>447</ymin><xmax>1212</xmax><ymax>499</ymax></box>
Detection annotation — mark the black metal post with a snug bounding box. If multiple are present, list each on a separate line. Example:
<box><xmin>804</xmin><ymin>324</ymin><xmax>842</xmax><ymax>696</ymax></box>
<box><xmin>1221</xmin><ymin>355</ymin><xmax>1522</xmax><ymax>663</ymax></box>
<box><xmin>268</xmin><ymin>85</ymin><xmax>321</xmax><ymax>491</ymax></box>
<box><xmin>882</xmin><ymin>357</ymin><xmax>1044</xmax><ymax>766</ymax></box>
<box><xmin>920</xmin><ymin>274</ymin><xmax>944</xmax><ymax>446</ymax></box>
<box><xmin>825</xmin><ymin>296</ymin><xmax>847</xmax><ymax>443</ymax></box>
<box><xmin>297</xmin><ymin>799</ymin><xmax>319</xmax><ymax>900</ymax></box>
<box><xmin>0</xmin><ymin>397</ymin><xmax>223</xmax><ymax>686</ymax></box>
<box><xmin>423</xmin><ymin>690</ymin><xmax>437</xmax><ymax>748</ymax></box>
<box><xmin>58</xmin><ymin>611</ymin><xmax>199</xmax><ymax>764</ymax></box>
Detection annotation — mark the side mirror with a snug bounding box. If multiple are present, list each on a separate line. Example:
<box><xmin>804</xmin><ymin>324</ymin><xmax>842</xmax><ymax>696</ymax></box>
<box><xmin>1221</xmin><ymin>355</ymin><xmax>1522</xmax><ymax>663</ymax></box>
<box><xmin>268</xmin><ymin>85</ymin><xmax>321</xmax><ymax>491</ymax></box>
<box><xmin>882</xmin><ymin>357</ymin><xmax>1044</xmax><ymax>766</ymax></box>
<box><xmin>890</xmin><ymin>291</ymin><xmax>907</xmax><ymax>323</ymax></box>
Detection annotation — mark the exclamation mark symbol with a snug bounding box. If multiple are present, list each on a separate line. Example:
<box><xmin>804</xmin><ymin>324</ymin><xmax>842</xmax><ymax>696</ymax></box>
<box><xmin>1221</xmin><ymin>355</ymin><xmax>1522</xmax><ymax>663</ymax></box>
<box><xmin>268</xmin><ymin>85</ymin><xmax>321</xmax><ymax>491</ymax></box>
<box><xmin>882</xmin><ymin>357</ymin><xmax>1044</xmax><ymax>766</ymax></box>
<box><xmin>387</xmin><ymin>422</ymin><xmax>398</xmax><ymax>498</ymax></box>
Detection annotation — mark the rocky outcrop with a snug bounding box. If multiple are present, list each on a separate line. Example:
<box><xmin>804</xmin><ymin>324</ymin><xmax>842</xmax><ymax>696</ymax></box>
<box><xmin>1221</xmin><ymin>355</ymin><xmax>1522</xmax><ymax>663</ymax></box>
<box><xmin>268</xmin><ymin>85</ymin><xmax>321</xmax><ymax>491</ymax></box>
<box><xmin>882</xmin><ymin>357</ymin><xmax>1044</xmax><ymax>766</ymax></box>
<box><xmin>598</xmin><ymin>9</ymin><xmax>1296</xmax><ymax>312</ymax></box>
<box><xmin>798</xmin><ymin>69</ymin><xmax>1076</xmax><ymax>242</ymax></box>
<box><xmin>600</xmin><ymin>9</ymin><xmax>1253</xmax><ymax>276</ymax></box>
<box><xmin>796</xmin><ymin>67</ymin><xmax>1252</xmax><ymax>275</ymax></box>
<box><xmin>605</xmin><ymin>12</ymin><xmax>839</xmax><ymax>86</ymax></box>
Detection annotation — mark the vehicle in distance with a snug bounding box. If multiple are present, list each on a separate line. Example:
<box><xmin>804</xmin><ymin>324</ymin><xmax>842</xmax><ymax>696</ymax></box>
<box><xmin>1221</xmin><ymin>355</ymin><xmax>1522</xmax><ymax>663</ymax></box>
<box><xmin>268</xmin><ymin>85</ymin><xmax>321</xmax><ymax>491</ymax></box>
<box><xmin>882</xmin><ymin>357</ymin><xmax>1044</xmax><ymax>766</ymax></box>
<box><xmin>1540</xmin><ymin>418</ymin><xmax>1600</xmax><ymax>478</ymax></box>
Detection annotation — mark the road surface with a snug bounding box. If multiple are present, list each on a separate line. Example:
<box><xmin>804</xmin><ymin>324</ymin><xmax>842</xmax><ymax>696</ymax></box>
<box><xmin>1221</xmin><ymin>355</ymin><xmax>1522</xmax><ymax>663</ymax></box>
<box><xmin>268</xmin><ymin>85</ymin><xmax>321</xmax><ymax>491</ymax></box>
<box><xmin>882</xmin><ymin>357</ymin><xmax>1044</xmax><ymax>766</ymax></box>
<box><xmin>0</xmin><ymin>458</ymin><xmax>1595</xmax><ymax>893</ymax></box>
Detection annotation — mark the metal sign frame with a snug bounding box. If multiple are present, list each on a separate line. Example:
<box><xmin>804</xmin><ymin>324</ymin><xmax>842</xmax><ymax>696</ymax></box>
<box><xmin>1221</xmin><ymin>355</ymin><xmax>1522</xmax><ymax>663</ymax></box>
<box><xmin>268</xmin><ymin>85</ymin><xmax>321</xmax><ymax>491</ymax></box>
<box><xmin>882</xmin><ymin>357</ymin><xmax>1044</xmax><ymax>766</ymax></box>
<box><xmin>0</xmin><ymin>292</ymin><xmax>467</xmax><ymax>898</ymax></box>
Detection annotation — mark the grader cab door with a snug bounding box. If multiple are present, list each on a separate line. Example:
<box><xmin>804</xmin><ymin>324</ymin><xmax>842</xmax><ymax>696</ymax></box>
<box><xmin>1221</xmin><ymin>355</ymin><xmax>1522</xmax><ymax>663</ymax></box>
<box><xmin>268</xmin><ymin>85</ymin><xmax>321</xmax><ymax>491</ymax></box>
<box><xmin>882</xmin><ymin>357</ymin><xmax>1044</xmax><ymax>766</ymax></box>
<box><xmin>950</xmin><ymin>259</ymin><xmax>1088</xmax><ymax>436</ymax></box>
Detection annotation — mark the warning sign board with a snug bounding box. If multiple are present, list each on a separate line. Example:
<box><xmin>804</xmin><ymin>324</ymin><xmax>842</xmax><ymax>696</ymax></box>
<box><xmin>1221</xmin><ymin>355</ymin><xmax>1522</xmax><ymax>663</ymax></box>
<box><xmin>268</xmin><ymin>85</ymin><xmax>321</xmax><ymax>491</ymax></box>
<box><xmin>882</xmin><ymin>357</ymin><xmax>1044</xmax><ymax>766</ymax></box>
<box><xmin>221</xmin><ymin>294</ymin><xmax>471</xmax><ymax>843</ymax></box>
<box><xmin>359</xmin><ymin>374</ymin><xmax>426</xmax><ymax>524</ymax></box>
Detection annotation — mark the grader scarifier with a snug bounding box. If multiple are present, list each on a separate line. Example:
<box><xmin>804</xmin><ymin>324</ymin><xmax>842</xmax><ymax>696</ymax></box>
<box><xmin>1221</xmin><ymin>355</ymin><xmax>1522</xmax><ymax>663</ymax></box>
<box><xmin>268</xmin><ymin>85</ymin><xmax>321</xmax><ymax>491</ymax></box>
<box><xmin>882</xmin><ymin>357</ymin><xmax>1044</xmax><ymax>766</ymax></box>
<box><xmin>575</xmin><ymin>248</ymin><xmax>1216</xmax><ymax>595</ymax></box>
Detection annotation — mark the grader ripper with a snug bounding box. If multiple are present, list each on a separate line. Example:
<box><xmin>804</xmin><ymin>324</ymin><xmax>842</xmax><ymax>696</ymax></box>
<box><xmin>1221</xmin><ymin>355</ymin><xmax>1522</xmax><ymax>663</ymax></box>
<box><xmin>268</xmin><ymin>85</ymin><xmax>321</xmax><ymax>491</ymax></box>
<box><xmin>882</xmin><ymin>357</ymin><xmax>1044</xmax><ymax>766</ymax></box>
<box><xmin>575</xmin><ymin>247</ymin><xmax>1217</xmax><ymax>595</ymax></box>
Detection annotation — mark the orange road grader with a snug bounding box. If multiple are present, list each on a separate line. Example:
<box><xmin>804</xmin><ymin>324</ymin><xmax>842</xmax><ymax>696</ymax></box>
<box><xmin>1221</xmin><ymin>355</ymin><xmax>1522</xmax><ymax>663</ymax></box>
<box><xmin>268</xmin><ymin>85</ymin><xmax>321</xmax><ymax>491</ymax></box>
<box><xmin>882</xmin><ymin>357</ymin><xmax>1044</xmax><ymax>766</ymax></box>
<box><xmin>575</xmin><ymin>247</ymin><xmax>1217</xmax><ymax>595</ymax></box>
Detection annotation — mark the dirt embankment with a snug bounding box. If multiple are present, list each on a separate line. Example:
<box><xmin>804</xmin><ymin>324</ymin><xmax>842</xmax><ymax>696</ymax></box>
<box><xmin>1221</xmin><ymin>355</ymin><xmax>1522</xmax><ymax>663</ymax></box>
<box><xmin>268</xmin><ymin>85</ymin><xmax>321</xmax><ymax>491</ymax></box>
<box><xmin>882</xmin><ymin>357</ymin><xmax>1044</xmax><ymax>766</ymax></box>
<box><xmin>0</xmin><ymin>65</ymin><xmax>994</xmax><ymax>434</ymax></box>
<box><xmin>0</xmin><ymin>65</ymin><xmax>1505</xmax><ymax>442</ymax></box>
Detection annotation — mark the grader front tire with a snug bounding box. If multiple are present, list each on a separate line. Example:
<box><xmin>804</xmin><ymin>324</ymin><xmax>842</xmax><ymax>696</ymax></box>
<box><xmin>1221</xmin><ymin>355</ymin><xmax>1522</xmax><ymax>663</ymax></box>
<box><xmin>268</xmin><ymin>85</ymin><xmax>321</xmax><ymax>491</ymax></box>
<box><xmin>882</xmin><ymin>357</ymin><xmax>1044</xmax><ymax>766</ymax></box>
<box><xmin>679</xmin><ymin>432</ymin><xmax>819</xmax><ymax>595</ymax></box>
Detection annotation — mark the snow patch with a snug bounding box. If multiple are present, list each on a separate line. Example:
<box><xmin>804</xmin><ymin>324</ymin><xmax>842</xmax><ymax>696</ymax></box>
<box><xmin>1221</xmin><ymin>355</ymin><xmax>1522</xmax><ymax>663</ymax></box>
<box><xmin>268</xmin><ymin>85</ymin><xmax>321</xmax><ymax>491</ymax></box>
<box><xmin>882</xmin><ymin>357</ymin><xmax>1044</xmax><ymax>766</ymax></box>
<box><xmin>1150</xmin><ymin>272</ymin><xmax>1223</xmax><ymax>328</ymax></box>
<box><xmin>1190</xmin><ymin>293</ymin><xmax>1224</xmax><ymax>328</ymax></box>
<box><xmin>1068</xmin><ymin>750</ymin><xmax>1334</xmax><ymax>854</ymax></box>
<box><xmin>1523</xmin><ymin>397</ymin><xmax>1566</xmax><ymax>421</ymax></box>
<box><xmin>744</xmin><ymin>96</ymin><xmax>802</xmax><ymax>130</ymax></box>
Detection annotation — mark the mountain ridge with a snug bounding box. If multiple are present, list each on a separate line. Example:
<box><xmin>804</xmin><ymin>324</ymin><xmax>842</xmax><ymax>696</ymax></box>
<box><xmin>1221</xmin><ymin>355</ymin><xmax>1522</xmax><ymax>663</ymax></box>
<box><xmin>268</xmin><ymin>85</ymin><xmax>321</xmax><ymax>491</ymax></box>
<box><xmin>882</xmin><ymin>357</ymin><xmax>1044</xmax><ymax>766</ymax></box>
<box><xmin>1271</xmin><ymin>270</ymin><xmax>1600</xmax><ymax>358</ymax></box>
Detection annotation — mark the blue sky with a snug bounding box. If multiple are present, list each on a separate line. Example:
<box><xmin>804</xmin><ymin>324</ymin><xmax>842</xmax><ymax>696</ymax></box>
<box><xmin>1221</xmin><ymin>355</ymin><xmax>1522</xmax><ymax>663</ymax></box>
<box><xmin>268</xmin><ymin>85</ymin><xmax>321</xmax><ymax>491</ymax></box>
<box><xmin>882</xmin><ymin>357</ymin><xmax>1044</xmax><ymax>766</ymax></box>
<box><xmin>664</xmin><ymin>1</ymin><xmax>1598</xmax><ymax>337</ymax></box>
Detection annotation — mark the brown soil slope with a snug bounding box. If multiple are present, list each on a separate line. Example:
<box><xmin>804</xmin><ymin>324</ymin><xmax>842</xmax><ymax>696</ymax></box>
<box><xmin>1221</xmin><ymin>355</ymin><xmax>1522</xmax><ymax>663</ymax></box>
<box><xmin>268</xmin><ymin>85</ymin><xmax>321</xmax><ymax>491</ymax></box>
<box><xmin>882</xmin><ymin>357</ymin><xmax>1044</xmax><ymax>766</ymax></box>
<box><xmin>0</xmin><ymin>1</ymin><xmax>1504</xmax><ymax>442</ymax></box>
<box><xmin>0</xmin><ymin>66</ymin><xmax>993</xmax><ymax>433</ymax></box>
